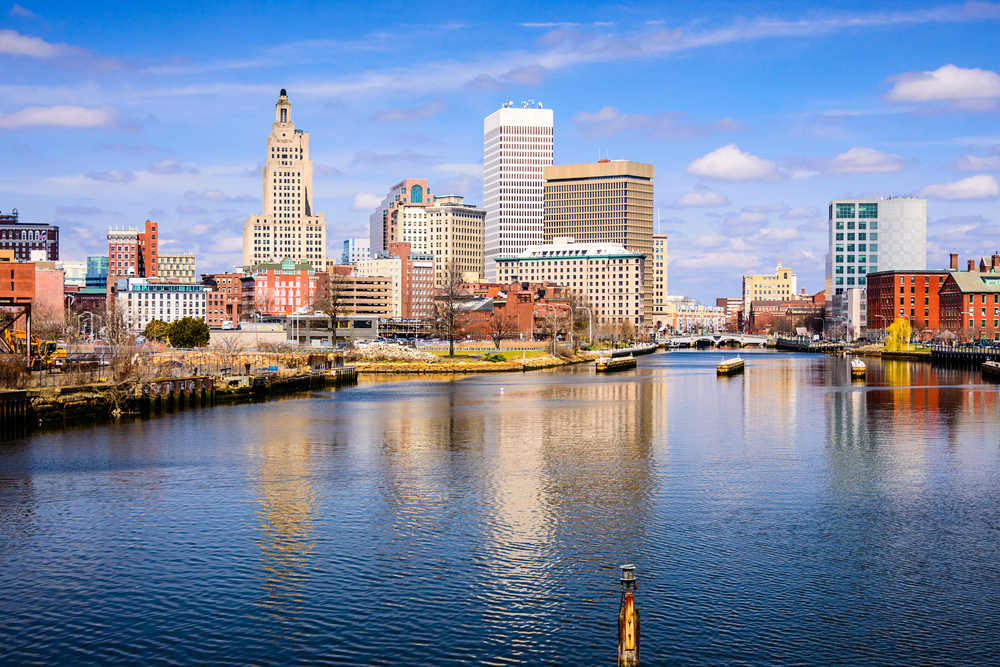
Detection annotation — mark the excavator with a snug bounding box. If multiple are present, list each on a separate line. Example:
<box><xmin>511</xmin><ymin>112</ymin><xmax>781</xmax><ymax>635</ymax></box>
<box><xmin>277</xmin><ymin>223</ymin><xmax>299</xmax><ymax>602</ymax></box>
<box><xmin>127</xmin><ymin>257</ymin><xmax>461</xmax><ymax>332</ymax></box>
<box><xmin>1</xmin><ymin>328</ymin><xmax>60</xmax><ymax>369</ymax></box>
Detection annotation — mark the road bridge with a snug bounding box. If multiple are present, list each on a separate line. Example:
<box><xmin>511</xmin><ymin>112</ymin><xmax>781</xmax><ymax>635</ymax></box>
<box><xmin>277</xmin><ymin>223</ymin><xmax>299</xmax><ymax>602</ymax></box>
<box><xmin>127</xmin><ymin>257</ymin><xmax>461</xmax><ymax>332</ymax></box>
<box><xmin>665</xmin><ymin>333</ymin><xmax>768</xmax><ymax>347</ymax></box>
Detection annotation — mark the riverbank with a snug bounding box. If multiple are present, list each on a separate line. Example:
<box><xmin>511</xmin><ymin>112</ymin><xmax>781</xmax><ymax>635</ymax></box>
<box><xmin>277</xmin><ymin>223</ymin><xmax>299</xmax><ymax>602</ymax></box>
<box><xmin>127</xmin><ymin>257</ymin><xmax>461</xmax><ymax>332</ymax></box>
<box><xmin>356</xmin><ymin>352</ymin><xmax>598</xmax><ymax>374</ymax></box>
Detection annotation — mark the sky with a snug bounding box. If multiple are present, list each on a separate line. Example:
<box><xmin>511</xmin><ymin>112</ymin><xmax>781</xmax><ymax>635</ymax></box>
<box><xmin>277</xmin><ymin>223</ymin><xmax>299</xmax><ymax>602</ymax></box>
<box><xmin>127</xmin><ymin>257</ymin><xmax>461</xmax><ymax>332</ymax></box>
<box><xmin>1</xmin><ymin>0</ymin><xmax>999</xmax><ymax>302</ymax></box>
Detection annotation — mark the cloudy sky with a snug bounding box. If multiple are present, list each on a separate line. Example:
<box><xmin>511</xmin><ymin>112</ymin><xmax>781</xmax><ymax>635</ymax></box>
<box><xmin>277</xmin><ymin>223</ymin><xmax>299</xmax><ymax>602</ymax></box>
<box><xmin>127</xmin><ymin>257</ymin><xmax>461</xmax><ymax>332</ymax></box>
<box><xmin>2</xmin><ymin>0</ymin><xmax>999</xmax><ymax>301</ymax></box>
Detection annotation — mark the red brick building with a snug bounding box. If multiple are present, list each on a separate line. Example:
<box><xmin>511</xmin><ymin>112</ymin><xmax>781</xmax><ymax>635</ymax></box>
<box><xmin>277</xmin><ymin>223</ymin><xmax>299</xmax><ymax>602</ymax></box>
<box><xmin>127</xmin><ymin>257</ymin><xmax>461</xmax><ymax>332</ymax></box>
<box><xmin>251</xmin><ymin>258</ymin><xmax>320</xmax><ymax>315</ymax></box>
<box><xmin>107</xmin><ymin>220</ymin><xmax>159</xmax><ymax>283</ymax></box>
<box><xmin>866</xmin><ymin>270</ymin><xmax>950</xmax><ymax>335</ymax></box>
<box><xmin>939</xmin><ymin>268</ymin><xmax>1000</xmax><ymax>341</ymax></box>
<box><xmin>203</xmin><ymin>272</ymin><xmax>252</xmax><ymax>326</ymax></box>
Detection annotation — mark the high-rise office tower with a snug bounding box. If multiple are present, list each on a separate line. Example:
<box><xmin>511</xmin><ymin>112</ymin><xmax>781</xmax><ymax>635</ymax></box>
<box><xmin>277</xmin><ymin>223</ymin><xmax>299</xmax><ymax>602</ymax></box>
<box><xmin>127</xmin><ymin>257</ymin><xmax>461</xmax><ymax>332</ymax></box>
<box><xmin>243</xmin><ymin>89</ymin><xmax>327</xmax><ymax>270</ymax></box>
<box><xmin>483</xmin><ymin>101</ymin><xmax>553</xmax><ymax>282</ymax></box>
<box><xmin>825</xmin><ymin>197</ymin><xmax>926</xmax><ymax>318</ymax></box>
<box><xmin>542</xmin><ymin>160</ymin><xmax>654</xmax><ymax>324</ymax></box>
<box><xmin>425</xmin><ymin>195</ymin><xmax>485</xmax><ymax>287</ymax></box>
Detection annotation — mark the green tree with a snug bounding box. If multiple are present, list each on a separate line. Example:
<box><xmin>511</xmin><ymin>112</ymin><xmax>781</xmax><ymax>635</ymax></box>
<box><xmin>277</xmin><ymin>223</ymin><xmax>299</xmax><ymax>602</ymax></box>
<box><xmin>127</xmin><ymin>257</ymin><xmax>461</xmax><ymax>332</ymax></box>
<box><xmin>143</xmin><ymin>319</ymin><xmax>171</xmax><ymax>342</ymax></box>
<box><xmin>167</xmin><ymin>317</ymin><xmax>210</xmax><ymax>348</ymax></box>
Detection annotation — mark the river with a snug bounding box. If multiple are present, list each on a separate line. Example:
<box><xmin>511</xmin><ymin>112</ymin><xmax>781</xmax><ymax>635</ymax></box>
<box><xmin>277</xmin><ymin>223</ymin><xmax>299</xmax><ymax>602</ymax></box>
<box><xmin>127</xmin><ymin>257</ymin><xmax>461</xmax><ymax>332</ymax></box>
<box><xmin>2</xmin><ymin>350</ymin><xmax>999</xmax><ymax>665</ymax></box>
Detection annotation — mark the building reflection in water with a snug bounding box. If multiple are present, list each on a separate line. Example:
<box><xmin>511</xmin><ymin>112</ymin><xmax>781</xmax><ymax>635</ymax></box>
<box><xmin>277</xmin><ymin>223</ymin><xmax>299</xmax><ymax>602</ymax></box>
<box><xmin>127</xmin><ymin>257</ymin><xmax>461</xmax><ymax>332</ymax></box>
<box><xmin>251</xmin><ymin>435</ymin><xmax>317</xmax><ymax>627</ymax></box>
<box><xmin>742</xmin><ymin>357</ymin><xmax>801</xmax><ymax>453</ymax></box>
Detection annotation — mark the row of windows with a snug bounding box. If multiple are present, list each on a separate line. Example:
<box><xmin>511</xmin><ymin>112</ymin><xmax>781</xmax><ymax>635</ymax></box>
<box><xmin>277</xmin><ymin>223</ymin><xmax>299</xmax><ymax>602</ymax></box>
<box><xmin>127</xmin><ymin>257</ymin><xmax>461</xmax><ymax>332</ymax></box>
<box><xmin>835</xmin><ymin>255</ymin><xmax>878</xmax><ymax>265</ymax></box>
<box><xmin>835</xmin><ymin>221</ymin><xmax>877</xmax><ymax>230</ymax></box>
<box><xmin>834</xmin><ymin>203</ymin><xmax>878</xmax><ymax>219</ymax></box>
<box><xmin>835</xmin><ymin>232</ymin><xmax>876</xmax><ymax>241</ymax></box>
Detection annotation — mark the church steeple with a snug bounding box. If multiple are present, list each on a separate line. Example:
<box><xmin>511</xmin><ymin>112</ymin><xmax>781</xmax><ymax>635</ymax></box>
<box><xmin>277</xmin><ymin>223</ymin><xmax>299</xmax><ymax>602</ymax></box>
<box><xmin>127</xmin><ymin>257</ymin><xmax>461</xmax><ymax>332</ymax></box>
<box><xmin>275</xmin><ymin>89</ymin><xmax>290</xmax><ymax>124</ymax></box>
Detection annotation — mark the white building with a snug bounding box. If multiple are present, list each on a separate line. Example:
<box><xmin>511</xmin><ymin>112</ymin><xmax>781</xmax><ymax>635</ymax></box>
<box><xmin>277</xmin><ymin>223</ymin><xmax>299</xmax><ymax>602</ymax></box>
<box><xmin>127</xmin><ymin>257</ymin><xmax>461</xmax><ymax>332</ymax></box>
<box><xmin>341</xmin><ymin>238</ymin><xmax>370</xmax><ymax>266</ymax></box>
<box><xmin>113</xmin><ymin>277</ymin><xmax>206</xmax><ymax>331</ymax></box>
<box><xmin>425</xmin><ymin>195</ymin><xmax>485</xmax><ymax>287</ymax></box>
<box><xmin>58</xmin><ymin>260</ymin><xmax>87</xmax><ymax>287</ymax></box>
<box><xmin>651</xmin><ymin>233</ymin><xmax>668</xmax><ymax>316</ymax></box>
<box><xmin>243</xmin><ymin>89</ymin><xmax>328</xmax><ymax>270</ymax></box>
<box><xmin>494</xmin><ymin>237</ymin><xmax>644</xmax><ymax>327</ymax></box>
<box><xmin>826</xmin><ymin>197</ymin><xmax>926</xmax><ymax>318</ymax></box>
<box><xmin>369</xmin><ymin>179</ymin><xmax>432</xmax><ymax>256</ymax></box>
<box><xmin>483</xmin><ymin>101</ymin><xmax>553</xmax><ymax>282</ymax></box>
<box><xmin>845</xmin><ymin>287</ymin><xmax>867</xmax><ymax>340</ymax></box>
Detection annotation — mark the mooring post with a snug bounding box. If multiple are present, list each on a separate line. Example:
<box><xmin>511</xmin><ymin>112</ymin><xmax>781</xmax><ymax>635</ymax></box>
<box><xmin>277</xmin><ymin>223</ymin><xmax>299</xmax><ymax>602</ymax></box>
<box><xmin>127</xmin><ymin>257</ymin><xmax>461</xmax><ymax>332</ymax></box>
<box><xmin>618</xmin><ymin>564</ymin><xmax>640</xmax><ymax>666</ymax></box>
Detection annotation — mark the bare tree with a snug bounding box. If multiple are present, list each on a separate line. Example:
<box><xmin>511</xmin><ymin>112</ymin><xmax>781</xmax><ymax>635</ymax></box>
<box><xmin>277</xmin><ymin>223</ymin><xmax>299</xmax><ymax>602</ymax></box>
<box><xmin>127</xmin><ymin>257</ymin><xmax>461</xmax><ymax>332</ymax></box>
<box><xmin>486</xmin><ymin>310</ymin><xmax>519</xmax><ymax>350</ymax></box>
<box><xmin>434</xmin><ymin>274</ymin><xmax>473</xmax><ymax>358</ymax></box>
<box><xmin>312</xmin><ymin>272</ymin><xmax>352</xmax><ymax>336</ymax></box>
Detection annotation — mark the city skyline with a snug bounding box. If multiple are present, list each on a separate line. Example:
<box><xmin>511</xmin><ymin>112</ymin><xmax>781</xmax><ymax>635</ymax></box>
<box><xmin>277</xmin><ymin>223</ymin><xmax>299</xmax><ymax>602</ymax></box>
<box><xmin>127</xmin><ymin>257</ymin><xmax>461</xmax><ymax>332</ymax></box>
<box><xmin>2</xmin><ymin>1</ymin><xmax>999</xmax><ymax>301</ymax></box>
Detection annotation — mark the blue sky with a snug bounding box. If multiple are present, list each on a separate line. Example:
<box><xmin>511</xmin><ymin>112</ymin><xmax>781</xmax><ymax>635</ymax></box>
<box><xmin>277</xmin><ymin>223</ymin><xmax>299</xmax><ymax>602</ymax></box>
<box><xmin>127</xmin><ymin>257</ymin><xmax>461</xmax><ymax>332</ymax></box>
<box><xmin>2</xmin><ymin>0</ymin><xmax>999</xmax><ymax>301</ymax></box>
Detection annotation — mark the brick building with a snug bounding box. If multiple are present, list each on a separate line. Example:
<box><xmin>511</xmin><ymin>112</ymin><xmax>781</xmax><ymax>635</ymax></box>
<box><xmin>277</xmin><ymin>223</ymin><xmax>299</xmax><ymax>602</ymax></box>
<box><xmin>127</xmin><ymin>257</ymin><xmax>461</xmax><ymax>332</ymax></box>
<box><xmin>939</xmin><ymin>258</ymin><xmax>1000</xmax><ymax>340</ymax></box>
<box><xmin>355</xmin><ymin>242</ymin><xmax>434</xmax><ymax>319</ymax></box>
<box><xmin>251</xmin><ymin>258</ymin><xmax>320</xmax><ymax>315</ymax></box>
<box><xmin>203</xmin><ymin>272</ymin><xmax>251</xmax><ymax>326</ymax></box>
<box><xmin>107</xmin><ymin>221</ymin><xmax>159</xmax><ymax>282</ymax></box>
<box><xmin>866</xmin><ymin>269</ymin><xmax>950</xmax><ymax>336</ymax></box>
<box><xmin>0</xmin><ymin>209</ymin><xmax>59</xmax><ymax>262</ymax></box>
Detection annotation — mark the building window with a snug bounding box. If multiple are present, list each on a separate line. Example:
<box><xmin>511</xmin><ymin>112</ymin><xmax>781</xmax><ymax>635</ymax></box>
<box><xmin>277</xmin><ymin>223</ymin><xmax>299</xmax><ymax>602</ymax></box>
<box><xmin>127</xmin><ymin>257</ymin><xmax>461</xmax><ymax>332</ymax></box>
<box><xmin>836</xmin><ymin>203</ymin><xmax>855</xmax><ymax>218</ymax></box>
<box><xmin>859</xmin><ymin>203</ymin><xmax>878</xmax><ymax>219</ymax></box>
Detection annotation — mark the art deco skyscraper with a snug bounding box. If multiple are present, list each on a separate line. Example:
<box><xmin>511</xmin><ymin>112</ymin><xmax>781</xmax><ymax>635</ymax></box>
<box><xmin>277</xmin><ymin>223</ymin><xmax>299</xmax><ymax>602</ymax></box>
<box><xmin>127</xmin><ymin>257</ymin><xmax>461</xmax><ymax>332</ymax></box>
<box><xmin>483</xmin><ymin>101</ymin><xmax>553</xmax><ymax>282</ymax></box>
<box><xmin>243</xmin><ymin>89</ymin><xmax>327</xmax><ymax>270</ymax></box>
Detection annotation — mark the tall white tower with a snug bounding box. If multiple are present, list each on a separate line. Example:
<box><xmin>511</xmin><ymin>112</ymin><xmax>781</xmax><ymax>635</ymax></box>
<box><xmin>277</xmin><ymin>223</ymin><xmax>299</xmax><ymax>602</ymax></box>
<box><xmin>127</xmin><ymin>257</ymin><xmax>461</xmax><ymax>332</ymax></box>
<box><xmin>483</xmin><ymin>101</ymin><xmax>553</xmax><ymax>282</ymax></box>
<box><xmin>243</xmin><ymin>89</ymin><xmax>327</xmax><ymax>270</ymax></box>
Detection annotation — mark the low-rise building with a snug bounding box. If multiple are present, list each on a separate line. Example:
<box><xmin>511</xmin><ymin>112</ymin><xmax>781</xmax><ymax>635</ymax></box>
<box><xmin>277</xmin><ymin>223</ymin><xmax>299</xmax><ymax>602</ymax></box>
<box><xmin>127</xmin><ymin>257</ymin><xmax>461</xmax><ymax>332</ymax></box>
<box><xmin>251</xmin><ymin>258</ymin><xmax>320</xmax><ymax>315</ymax></box>
<box><xmin>939</xmin><ymin>256</ymin><xmax>1000</xmax><ymax>340</ymax></box>
<box><xmin>494</xmin><ymin>237</ymin><xmax>645</xmax><ymax>328</ymax></box>
<box><xmin>845</xmin><ymin>288</ymin><xmax>867</xmax><ymax>340</ymax></box>
<box><xmin>866</xmin><ymin>269</ymin><xmax>950</xmax><ymax>336</ymax></box>
<box><xmin>203</xmin><ymin>271</ymin><xmax>250</xmax><ymax>327</ymax></box>
<box><xmin>159</xmin><ymin>253</ymin><xmax>196</xmax><ymax>281</ymax></box>
<box><xmin>112</xmin><ymin>277</ymin><xmax>207</xmax><ymax>330</ymax></box>
<box><xmin>743</xmin><ymin>260</ymin><xmax>798</xmax><ymax>303</ymax></box>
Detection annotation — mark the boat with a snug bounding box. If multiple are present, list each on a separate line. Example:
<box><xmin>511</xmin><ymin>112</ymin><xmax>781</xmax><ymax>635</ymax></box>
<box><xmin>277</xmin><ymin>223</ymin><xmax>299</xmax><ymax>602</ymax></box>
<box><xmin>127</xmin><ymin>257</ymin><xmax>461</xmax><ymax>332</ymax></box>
<box><xmin>983</xmin><ymin>360</ymin><xmax>1000</xmax><ymax>380</ymax></box>
<box><xmin>850</xmin><ymin>357</ymin><xmax>866</xmax><ymax>379</ymax></box>
<box><xmin>717</xmin><ymin>355</ymin><xmax>744</xmax><ymax>375</ymax></box>
<box><xmin>596</xmin><ymin>354</ymin><xmax>636</xmax><ymax>372</ymax></box>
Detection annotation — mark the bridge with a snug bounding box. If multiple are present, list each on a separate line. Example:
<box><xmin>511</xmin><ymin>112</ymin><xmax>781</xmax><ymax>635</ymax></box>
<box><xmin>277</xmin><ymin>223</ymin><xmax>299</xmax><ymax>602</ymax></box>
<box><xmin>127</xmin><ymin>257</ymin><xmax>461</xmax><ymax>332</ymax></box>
<box><xmin>665</xmin><ymin>333</ymin><xmax>768</xmax><ymax>347</ymax></box>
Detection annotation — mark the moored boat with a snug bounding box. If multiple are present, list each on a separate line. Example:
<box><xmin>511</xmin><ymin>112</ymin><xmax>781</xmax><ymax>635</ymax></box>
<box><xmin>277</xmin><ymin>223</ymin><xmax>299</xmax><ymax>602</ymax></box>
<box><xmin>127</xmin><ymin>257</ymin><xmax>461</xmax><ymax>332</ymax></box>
<box><xmin>850</xmin><ymin>357</ymin><xmax>866</xmax><ymax>379</ymax></box>
<box><xmin>983</xmin><ymin>360</ymin><xmax>1000</xmax><ymax>379</ymax></box>
<box><xmin>717</xmin><ymin>355</ymin><xmax>744</xmax><ymax>375</ymax></box>
<box><xmin>596</xmin><ymin>354</ymin><xmax>636</xmax><ymax>372</ymax></box>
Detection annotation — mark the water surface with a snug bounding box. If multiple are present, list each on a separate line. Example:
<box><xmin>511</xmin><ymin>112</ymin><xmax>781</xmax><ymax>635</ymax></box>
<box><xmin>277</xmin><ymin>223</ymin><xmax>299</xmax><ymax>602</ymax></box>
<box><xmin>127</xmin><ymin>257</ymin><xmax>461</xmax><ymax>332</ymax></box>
<box><xmin>2</xmin><ymin>350</ymin><xmax>999</xmax><ymax>665</ymax></box>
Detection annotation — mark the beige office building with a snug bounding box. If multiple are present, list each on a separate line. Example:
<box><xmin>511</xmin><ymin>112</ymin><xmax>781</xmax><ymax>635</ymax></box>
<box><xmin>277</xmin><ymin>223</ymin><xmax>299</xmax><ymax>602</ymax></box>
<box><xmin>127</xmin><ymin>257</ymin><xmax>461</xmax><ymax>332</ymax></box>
<box><xmin>651</xmin><ymin>233</ymin><xmax>668</xmax><ymax>323</ymax></box>
<box><xmin>425</xmin><ymin>195</ymin><xmax>485</xmax><ymax>287</ymax></box>
<box><xmin>243</xmin><ymin>89</ymin><xmax>328</xmax><ymax>270</ymax></box>
<box><xmin>742</xmin><ymin>261</ymin><xmax>798</xmax><ymax>304</ymax></box>
<box><xmin>158</xmin><ymin>253</ymin><xmax>196</xmax><ymax>281</ymax></box>
<box><xmin>542</xmin><ymin>159</ymin><xmax>654</xmax><ymax>326</ymax></box>
<box><xmin>495</xmin><ymin>237</ymin><xmax>645</xmax><ymax>327</ymax></box>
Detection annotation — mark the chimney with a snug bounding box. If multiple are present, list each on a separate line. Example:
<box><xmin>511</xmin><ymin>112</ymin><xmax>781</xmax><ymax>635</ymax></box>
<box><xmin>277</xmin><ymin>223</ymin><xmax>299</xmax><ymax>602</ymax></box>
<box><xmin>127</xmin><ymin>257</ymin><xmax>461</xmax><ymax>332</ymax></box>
<box><xmin>968</xmin><ymin>259</ymin><xmax>976</xmax><ymax>272</ymax></box>
<box><xmin>950</xmin><ymin>253</ymin><xmax>959</xmax><ymax>270</ymax></box>
<box><xmin>993</xmin><ymin>253</ymin><xmax>1000</xmax><ymax>270</ymax></box>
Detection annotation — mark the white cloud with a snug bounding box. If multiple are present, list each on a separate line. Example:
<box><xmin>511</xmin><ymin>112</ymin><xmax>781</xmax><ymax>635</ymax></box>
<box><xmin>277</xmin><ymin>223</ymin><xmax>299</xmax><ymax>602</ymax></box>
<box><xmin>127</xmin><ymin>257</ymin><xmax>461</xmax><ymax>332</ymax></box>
<box><xmin>148</xmin><ymin>158</ymin><xmax>199</xmax><ymax>175</ymax></box>
<box><xmin>0</xmin><ymin>104</ymin><xmax>124</xmax><ymax>130</ymax></box>
<box><xmin>571</xmin><ymin>105</ymin><xmax>746</xmax><ymax>140</ymax></box>
<box><xmin>802</xmin><ymin>147</ymin><xmax>908</xmax><ymax>176</ymax></box>
<box><xmin>950</xmin><ymin>155</ymin><xmax>1000</xmax><ymax>170</ymax></box>
<box><xmin>184</xmin><ymin>189</ymin><xmax>254</xmax><ymax>202</ymax></box>
<box><xmin>916</xmin><ymin>174</ymin><xmax>1000</xmax><ymax>199</ymax></box>
<box><xmin>780</xmin><ymin>206</ymin><xmax>815</xmax><ymax>220</ymax></box>
<box><xmin>9</xmin><ymin>4</ymin><xmax>37</xmax><ymax>18</ymax></box>
<box><xmin>948</xmin><ymin>146</ymin><xmax>1000</xmax><ymax>171</ymax></box>
<box><xmin>673</xmin><ymin>191</ymin><xmax>731</xmax><ymax>207</ymax></box>
<box><xmin>210</xmin><ymin>236</ymin><xmax>244</xmax><ymax>253</ymax></box>
<box><xmin>884</xmin><ymin>64</ymin><xmax>1000</xmax><ymax>110</ymax></box>
<box><xmin>85</xmin><ymin>169</ymin><xmax>136</xmax><ymax>184</ymax></box>
<box><xmin>351</xmin><ymin>191</ymin><xmax>382</xmax><ymax>211</ymax></box>
<box><xmin>0</xmin><ymin>29</ymin><xmax>65</xmax><ymax>58</ymax></box>
<box><xmin>432</xmin><ymin>163</ymin><xmax>483</xmax><ymax>177</ymax></box>
<box><xmin>686</xmin><ymin>144</ymin><xmax>781</xmax><ymax>181</ymax></box>
<box><xmin>177</xmin><ymin>205</ymin><xmax>208</xmax><ymax>215</ymax></box>
<box><xmin>372</xmin><ymin>99</ymin><xmax>447</xmax><ymax>122</ymax></box>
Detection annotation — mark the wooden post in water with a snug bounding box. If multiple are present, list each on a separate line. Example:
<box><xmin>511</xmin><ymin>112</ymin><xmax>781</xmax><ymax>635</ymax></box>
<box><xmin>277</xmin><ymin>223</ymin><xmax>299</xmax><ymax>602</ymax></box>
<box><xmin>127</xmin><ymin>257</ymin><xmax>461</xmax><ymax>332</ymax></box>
<box><xmin>618</xmin><ymin>565</ymin><xmax>640</xmax><ymax>666</ymax></box>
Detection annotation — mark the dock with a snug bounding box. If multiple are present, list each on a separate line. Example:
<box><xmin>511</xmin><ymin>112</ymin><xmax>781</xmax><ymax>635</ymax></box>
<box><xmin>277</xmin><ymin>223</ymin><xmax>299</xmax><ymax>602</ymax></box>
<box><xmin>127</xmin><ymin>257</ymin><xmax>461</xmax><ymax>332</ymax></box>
<box><xmin>596</xmin><ymin>355</ymin><xmax>637</xmax><ymax>372</ymax></box>
<box><xmin>717</xmin><ymin>356</ymin><xmax>745</xmax><ymax>375</ymax></box>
